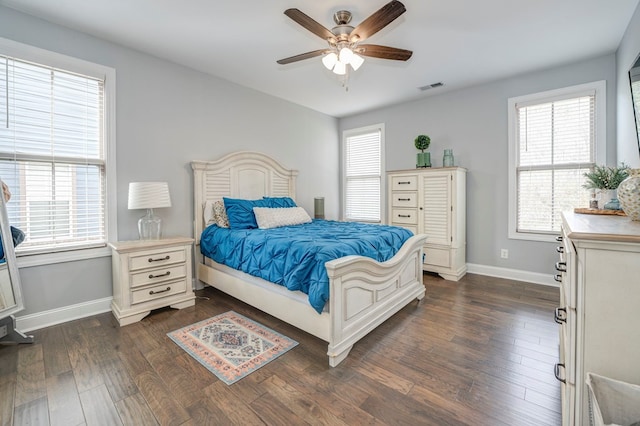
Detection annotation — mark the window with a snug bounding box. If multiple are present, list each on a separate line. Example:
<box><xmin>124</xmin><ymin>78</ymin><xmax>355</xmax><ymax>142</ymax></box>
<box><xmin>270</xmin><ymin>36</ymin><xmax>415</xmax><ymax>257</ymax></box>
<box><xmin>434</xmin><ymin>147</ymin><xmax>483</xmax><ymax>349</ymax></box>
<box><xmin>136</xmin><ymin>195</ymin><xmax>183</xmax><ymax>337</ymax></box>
<box><xmin>343</xmin><ymin>124</ymin><xmax>384</xmax><ymax>222</ymax></box>
<box><xmin>0</xmin><ymin>38</ymin><xmax>115</xmax><ymax>262</ymax></box>
<box><xmin>508</xmin><ymin>81</ymin><xmax>606</xmax><ymax>241</ymax></box>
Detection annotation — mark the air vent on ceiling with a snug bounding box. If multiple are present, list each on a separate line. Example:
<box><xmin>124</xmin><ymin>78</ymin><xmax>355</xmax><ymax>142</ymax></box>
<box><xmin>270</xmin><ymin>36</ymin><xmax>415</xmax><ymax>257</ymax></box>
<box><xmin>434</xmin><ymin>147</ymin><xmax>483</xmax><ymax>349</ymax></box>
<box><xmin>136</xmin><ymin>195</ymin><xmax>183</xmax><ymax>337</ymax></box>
<box><xmin>418</xmin><ymin>82</ymin><xmax>444</xmax><ymax>91</ymax></box>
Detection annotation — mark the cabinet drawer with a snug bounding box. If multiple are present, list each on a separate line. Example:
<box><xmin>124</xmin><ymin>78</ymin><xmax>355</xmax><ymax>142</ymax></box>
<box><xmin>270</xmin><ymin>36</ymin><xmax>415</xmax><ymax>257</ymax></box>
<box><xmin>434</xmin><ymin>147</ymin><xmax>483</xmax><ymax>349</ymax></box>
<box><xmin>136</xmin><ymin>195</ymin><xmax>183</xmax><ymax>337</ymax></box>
<box><xmin>129</xmin><ymin>248</ymin><xmax>186</xmax><ymax>271</ymax></box>
<box><xmin>391</xmin><ymin>209</ymin><xmax>418</xmax><ymax>225</ymax></box>
<box><xmin>131</xmin><ymin>279</ymin><xmax>187</xmax><ymax>305</ymax></box>
<box><xmin>394</xmin><ymin>224</ymin><xmax>418</xmax><ymax>235</ymax></box>
<box><xmin>391</xmin><ymin>192</ymin><xmax>418</xmax><ymax>208</ymax></box>
<box><xmin>424</xmin><ymin>247</ymin><xmax>450</xmax><ymax>268</ymax></box>
<box><xmin>391</xmin><ymin>175</ymin><xmax>417</xmax><ymax>191</ymax></box>
<box><xmin>130</xmin><ymin>264</ymin><xmax>187</xmax><ymax>289</ymax></box>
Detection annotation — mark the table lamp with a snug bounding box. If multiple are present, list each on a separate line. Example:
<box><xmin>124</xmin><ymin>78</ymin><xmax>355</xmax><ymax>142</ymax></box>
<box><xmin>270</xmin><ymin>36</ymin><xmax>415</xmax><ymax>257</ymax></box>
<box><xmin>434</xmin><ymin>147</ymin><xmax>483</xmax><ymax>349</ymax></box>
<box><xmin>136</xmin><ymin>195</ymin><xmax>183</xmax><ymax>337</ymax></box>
<box><xmin>128</xmin><ymin>182</ymin><xmax>172</xmax><ymax>240</ymax></box>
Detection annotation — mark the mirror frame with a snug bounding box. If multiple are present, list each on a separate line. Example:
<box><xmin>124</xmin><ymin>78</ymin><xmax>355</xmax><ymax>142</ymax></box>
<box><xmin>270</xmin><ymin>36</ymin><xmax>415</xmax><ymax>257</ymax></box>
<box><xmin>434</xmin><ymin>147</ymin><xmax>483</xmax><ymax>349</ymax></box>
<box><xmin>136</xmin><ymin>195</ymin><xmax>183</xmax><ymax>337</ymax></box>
<box><xmin>0</xmin><ymin>178</ymin><xmax>25</xmax><ymax>318</ymax></box>
<box><xmin>629</xmin><ymin>51</ymin><xmax>640</xmax><ymax>156</ymax></box>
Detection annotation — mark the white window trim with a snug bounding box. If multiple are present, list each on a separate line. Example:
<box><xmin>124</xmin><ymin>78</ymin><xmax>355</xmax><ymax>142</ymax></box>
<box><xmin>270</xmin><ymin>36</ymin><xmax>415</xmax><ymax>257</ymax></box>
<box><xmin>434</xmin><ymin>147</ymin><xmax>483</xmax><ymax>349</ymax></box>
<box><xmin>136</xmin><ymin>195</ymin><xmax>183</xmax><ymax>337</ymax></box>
<box><xmin>342</xmin><ymin>123</ymin><xmax>386</xmax><ymax>223</ymax></box>
<box><xmin>0</xmin><ymin>37</ymin><xmax>117</xmax><ymax>267</ymax></box>
<box><xmin>507</xmin><ymin>80</ymin><xmax>606</xmax><ymax>242</ymax></box>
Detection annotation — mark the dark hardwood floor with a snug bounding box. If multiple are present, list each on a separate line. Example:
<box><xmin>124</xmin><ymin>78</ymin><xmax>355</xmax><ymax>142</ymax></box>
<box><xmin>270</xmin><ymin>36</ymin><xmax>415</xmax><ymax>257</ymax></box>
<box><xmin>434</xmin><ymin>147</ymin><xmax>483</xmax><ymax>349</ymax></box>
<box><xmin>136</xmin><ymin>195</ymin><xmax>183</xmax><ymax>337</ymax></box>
<box><xmin>0</xmin><ymin>273</ymin><xmax>561</xmax><ymax>425</ymax></box>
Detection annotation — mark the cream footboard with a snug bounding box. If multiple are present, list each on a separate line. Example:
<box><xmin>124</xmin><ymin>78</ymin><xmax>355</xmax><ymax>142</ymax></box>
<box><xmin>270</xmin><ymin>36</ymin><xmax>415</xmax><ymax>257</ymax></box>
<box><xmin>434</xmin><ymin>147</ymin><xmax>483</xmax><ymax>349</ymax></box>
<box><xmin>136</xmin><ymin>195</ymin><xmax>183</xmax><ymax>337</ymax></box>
<box><xmin>192</xmin><ymin>151</ymin><xmax>426</xmax><ymax>367</ymax></box>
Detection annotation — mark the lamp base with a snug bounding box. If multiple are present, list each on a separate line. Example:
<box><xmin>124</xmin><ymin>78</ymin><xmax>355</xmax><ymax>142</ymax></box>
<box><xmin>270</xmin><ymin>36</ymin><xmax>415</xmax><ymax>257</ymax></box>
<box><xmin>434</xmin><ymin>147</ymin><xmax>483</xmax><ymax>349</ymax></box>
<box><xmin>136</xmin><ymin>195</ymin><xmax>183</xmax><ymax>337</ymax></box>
<box><xmin>138</xmin><ymin>209</ymin><xmax>162</xmax><ymax>240</ymax></box>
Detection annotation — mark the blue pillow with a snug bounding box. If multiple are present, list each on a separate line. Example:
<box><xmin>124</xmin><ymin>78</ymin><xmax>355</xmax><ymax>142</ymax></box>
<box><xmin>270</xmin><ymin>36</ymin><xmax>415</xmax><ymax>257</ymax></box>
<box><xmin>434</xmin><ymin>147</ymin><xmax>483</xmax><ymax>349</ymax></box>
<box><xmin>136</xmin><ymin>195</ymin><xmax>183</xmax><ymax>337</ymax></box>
<box><xmin>223</xmin><ymin>197</ymin><xmax>269</xmax><ymax>229</ymax></box>
<box><xmin>262</xmin><ymin>196</ymin><xmax>297</xmax><ymax>208</ymax></box>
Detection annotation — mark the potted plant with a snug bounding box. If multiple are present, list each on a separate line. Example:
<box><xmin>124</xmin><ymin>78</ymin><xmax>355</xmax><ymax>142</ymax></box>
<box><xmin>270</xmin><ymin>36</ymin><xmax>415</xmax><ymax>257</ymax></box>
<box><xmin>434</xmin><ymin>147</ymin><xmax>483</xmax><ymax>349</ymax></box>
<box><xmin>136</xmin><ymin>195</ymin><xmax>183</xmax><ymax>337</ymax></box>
<box><xmin>583</xmin><ymin>164</ymin><xmax>629</xmax><ymax>209</ymax></box>
<box><xmin>415</xmin><ymin>134</ymin><xmax>431</xmax><ymax>168</ymax></box>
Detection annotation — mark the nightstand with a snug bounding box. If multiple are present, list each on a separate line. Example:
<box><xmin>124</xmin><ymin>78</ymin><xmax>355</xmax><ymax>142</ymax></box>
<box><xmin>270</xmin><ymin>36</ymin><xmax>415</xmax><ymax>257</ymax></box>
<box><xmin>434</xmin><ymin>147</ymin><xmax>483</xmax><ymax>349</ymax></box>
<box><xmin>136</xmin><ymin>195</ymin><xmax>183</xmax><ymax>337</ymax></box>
<box><xmin>109</xmin><ymin>237</ymin><xmax>196</xmax><ymax>326</ymax></box>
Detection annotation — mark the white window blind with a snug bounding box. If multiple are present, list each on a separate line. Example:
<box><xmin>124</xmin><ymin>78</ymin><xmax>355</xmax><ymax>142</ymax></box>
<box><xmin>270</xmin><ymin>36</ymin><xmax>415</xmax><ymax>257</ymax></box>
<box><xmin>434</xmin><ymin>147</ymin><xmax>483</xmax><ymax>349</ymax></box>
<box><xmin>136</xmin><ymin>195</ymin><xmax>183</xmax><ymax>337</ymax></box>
<box><xmin>344</xmin><ymin>127</ymin><xmax>382</xmax><ymax>222</ymax></box>
<box><xmin>515</xmin><ymin>93</ymin><xmax>595</xmax><ymax>234</ymax></box>
<box><xmin>0</xmin><ymin>55</ymin><xmax>106</xmax><ymax>254</ymax></box>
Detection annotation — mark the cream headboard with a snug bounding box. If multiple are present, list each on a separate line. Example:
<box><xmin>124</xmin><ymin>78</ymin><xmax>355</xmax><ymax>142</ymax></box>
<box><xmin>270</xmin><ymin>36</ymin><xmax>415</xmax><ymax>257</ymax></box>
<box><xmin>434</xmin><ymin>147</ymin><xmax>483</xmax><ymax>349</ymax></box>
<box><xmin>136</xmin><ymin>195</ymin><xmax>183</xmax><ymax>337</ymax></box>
<box><xmin>191</xmin><ymin>151</ymin><xmax>298</xmax><ymax>244</ymax></box>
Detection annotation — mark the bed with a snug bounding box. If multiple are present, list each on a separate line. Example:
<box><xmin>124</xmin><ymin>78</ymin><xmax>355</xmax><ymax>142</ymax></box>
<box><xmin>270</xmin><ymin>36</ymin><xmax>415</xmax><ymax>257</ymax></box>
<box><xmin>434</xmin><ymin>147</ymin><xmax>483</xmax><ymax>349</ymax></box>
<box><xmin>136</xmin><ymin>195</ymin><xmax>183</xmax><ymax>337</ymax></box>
<box><xmin>192</xmin><ymin>151</ymin><xmax>427</xmax><ymax>367</ymax></box>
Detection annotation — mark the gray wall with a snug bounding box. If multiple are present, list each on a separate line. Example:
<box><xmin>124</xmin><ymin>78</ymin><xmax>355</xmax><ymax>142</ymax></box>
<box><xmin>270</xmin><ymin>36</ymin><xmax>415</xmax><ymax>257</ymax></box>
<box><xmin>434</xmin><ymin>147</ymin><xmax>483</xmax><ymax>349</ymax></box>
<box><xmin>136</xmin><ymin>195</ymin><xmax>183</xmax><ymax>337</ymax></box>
<box><xmin>339</xmin><ymin>54</ymin><xmax>617</xmax><ymax>274</ymax></box>
<box><xmin>0</xmin><ymin>6</ymin><xmax>339</xmax><ymax>317</ymax></box>
<box><xmin>617</xmin><ymin>1</ymin><xmax>640</xmax><ymax>168</ymax></box>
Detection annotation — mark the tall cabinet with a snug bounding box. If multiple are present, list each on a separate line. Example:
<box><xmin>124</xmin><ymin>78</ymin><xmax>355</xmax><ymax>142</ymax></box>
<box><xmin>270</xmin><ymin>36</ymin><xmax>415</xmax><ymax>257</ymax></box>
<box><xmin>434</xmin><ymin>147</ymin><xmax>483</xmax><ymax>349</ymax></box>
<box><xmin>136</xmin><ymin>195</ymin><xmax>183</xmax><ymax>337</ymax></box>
<box><xmin>555</xmin><ymin>212</ymin><xmax>640</xmax><ymax>425</ymax></box>
<box><xmin>387</xmin><ymin>167</ymin><xmax>466</xmax><ymax>281</ymax></box>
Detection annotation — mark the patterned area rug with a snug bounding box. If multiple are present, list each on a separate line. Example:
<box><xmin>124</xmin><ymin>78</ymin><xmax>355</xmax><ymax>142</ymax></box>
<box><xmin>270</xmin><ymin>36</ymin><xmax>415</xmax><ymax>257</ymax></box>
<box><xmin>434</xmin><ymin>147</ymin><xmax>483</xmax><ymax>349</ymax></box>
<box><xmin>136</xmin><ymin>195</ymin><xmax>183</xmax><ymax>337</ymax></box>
<box><xmin>167</xmin><ymin>311</ymin><xmax>298</xmax><ymax>385</ymax></box>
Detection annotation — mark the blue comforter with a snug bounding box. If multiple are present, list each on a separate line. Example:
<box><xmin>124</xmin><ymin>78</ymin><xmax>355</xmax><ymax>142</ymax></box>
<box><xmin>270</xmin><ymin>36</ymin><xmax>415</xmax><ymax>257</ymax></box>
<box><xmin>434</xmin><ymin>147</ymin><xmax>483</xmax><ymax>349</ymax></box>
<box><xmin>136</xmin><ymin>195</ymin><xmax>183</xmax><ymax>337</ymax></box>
<box><xmin>200</xmin><ymin>220</ymin><xmax>412</xmax><ymax>313</ymax></box>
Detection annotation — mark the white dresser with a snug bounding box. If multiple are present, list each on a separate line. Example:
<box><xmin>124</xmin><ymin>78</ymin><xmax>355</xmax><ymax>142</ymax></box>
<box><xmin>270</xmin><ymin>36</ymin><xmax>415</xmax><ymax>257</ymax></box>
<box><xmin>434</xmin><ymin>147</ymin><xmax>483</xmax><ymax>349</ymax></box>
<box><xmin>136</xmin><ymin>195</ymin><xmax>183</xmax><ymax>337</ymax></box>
<box><xmin>387</xmin><ymin>167</ymin><xmax>466</xmax><ymax>280</ymax></box>
<box><xmin>556</xmin><ymin>212</ymin><xmax>640</xmax><ymax>425</ymax></box>
<box><xmin>110</xmin><ymin>237</ymin><xmax>196</xmax><ymax>326</ymax></box>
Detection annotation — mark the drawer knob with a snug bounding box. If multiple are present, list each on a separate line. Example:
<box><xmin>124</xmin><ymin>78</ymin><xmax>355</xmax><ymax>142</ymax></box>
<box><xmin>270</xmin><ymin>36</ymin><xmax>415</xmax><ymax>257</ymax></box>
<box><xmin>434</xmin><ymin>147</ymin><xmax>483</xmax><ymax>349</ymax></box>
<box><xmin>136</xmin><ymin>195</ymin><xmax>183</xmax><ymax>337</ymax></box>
<box><xmin>398</xmin><ymin>214</ymin><xmax>411</xmax><ymax>218</ymax></box>
<box><xmin>148</xmin><ymin>255</ymin><xmax>170</xmax><ymax>263</ymax></box>
<box><xmin>556</xmin><ymin>246</ymin><xmax>564</xmax><ymax>253</ymax></box>
<box><xmin>398</xmin><ymin>181</ymin><xmax>411</xmax><ymax>185</ymax></box>
<box><xmin>556</xmin><ymin>236</ymin><xmax>563</xmax><ymax>242</ymax></box>
<box><xmin>398</xmin><ymin>198</ymin><xmax>411</xmax><ymax>201</ymax></box>
<box><xmin>554</xmin><ymin>274</ymin><xmax>562</xmax><ymax>283</ymax></box>
<box><xmin>149</xmin><ymin>286</ymin><xmax>171</xmax><ymax>295</ymax></box>
<box><xmin>149</xmin><ymin>271</ymin><xmax>171</xmax><ymax>279</ymax></box>
<box><xmin>554</xmin><ymin>363</ymin><xmax>566</xmax><ymax>383</ymax></box>
<box><xmin>555</xmin><ymin>261</ymin><xmax>567</xmax><ymax>273</ymax></box>
<box><xmin>554</xmin><ymin>307</ymin><xmax>567</xmax><ymax>324</ymax></box>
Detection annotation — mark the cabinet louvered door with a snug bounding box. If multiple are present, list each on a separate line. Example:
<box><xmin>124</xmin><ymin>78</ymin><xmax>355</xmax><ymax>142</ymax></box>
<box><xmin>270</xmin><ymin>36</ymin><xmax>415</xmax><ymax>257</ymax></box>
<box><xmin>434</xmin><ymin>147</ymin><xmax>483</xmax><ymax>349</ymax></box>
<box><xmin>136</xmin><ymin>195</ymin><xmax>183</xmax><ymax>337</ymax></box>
<box><xmin>421</xmin><ymin>173</ymin><xmax>451</xmax><ymax>246</ymax></box>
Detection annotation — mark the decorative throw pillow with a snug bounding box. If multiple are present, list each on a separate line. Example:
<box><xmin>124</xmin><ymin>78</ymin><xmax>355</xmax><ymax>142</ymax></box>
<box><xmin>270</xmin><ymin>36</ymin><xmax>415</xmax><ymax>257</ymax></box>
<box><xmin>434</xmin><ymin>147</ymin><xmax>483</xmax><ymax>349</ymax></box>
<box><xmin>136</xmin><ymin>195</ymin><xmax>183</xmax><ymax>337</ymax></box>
<box><xmin>223</xmin><ymin>197</ymin><xmax>269</xmax><ymax>229</ymax></box>
<box><xmin>262</xmin><ymin>196</ymin><xmax>297</xmax><ymax>208</ymax></box>
<box><xmin>253</xmin><ymin>207</ymin><xmax>312</xmax><ymax>229</ymax></box>
<box><xmin>203</xmin><ymin>200</ymin><xmax>229</xmax><ymax>228</ymax></box>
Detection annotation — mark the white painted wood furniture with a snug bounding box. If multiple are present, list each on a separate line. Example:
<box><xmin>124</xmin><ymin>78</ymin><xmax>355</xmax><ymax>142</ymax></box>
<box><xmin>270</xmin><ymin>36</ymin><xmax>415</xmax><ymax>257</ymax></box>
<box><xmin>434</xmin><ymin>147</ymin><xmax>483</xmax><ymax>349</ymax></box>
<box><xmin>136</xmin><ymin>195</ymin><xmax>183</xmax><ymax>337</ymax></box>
<box><xmin>192</xmin><ymin>151</ymin><xmax>426</xmax><ymax>367</ymax></box>
<box><xmin>110</xmin><ymin>237</ymin><xmax>196</xmax><ymax>326</ymax></box>
<box><xmin>555</xmin><ymin>212</ymin><xmax>640</xmax><ymax>425</ymax></box>
<box><xmin>387</xmin><ymin>167</ymin><xmax>466</xmax><ymax>281</ymax></box>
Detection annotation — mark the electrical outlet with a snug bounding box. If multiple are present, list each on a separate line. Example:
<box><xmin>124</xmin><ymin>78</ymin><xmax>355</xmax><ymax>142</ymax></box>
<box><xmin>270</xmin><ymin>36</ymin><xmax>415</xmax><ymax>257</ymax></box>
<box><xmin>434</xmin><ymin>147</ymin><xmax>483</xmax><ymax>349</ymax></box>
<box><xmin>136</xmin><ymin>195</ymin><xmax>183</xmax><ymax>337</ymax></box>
<box><xmin>501</xmin><ymin>249</ymin><xmax>509</xmax><ymax>259</ymax></box>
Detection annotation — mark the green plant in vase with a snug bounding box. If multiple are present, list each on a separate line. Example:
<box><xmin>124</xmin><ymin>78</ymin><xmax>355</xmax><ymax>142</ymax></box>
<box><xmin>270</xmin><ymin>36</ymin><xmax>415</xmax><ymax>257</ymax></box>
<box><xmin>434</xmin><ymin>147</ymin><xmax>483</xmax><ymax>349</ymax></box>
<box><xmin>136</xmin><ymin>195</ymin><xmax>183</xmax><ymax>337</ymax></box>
<box><xmin>415</xmin><ymin>134</ymin><xmax>431</xmax><ymax>168</ymax></box>
<box><xmin>583</xmin><ymin>164</ymin><xmax>629</xmax><ymax>210</ymax></box>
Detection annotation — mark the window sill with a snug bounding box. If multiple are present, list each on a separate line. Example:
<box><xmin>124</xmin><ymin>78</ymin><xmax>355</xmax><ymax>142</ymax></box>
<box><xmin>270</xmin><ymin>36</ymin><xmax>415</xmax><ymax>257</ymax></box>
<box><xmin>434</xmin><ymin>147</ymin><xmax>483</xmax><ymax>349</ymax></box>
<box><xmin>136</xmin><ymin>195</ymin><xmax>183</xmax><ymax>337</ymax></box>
<box><xmin>16</xmin><ymin>246</ymin><xmax>111</xmax><ymax>268</ymax></box>
<box><xmin>508</xmin><ymin>230</ymin><xmax>559</xmax><ymax>244</ymax></box>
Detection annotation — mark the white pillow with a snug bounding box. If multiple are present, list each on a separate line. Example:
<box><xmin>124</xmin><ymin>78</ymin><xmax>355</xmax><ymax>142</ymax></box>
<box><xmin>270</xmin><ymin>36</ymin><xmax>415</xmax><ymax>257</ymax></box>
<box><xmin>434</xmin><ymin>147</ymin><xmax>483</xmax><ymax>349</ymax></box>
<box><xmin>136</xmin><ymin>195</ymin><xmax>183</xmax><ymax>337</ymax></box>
<box><xmin>253</xmin><ymin>207</ymin><xmax>312</xmax><ymax>229</ymax></box>
<box><xmin>203</xmin><ymin>200</ymin><xmax>229</xmax><ymax>228</ymax></box>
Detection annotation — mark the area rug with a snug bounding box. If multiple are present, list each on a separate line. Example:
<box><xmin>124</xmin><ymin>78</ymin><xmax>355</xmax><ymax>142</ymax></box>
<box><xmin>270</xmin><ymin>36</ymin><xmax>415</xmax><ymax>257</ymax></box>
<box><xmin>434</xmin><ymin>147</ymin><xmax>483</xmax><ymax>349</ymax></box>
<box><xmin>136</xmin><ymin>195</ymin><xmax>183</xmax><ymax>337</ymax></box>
<box><xmin>167</xmin><ymin>311</ymin><xmax>298</xmax><ymax>385</ymax></box>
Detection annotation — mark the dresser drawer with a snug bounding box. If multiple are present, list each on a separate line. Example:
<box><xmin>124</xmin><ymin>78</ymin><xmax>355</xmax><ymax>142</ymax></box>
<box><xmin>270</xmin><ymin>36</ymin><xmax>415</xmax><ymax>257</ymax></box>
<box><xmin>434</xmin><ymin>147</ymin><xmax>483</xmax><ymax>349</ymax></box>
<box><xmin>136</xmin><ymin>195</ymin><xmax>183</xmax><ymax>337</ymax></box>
<box><xmin>131</xmin><ymin>278</ymin><xmax>187</xmax><ymax>305</ymax></box>
<box><xmin>391</xmin><ymin>209</ymin><xmax>418</xmax><ymax>225</ymax></box>
<box><xmin>391</xmin><ymin>192</ymin><xmax>418</xmax><ymax>208</ymax></box>
<box><xmin>129</xmin><ymin>247</ymin><xmax>186</xmax><ymax>271</ymax></box>
<box><xmin>424</xmin><ymin>247</ymin><xmax>450</xmax><ymax>268</ymax></box>
<box><xmin>130</xmin><ymin>264</ymin><xmax>187</xmax><ymax>289</ymax></box>
<box><xmin>391</xmin><ymin>175</ymin><xmax>417</xmax><ymax>191</ymax></box>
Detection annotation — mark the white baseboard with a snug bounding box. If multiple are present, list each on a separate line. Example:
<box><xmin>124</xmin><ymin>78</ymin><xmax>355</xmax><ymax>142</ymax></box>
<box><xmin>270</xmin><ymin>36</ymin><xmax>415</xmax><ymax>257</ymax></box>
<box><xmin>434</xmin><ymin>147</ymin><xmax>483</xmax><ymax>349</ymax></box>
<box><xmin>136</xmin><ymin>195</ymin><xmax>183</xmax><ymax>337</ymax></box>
<box><xmin>15</xmin><ymin>297</ymin><xmax>113</xmax><ymax>332</ymax></box>
<box><xmin>466</xmin><ymin>263</ymin><xmax>558</xmax><ymax>287</ymax></box>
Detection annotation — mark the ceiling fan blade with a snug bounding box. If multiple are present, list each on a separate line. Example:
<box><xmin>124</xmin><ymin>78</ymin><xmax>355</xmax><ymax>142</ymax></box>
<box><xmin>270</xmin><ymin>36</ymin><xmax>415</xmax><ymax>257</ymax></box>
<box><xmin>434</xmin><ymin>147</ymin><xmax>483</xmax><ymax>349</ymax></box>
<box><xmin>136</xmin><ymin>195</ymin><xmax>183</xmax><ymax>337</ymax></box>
<box><xmin>284</xmin><ymin>9</ymin><xmax>336</xmax><ymax>42</ymax></box>
<box><xmin>277</xmin><ymin>49</ymin><xmax>329</xmax><ymax>65</ymax></box>
<box><xmin>357</xmin><ymin>44</ymin><xmax>413</xmax><ymax>61</ymax></box>
<box><xmin>349</xmin><ymin>0</ymin><xmax>406</xmax><ymax>43</ymax></box>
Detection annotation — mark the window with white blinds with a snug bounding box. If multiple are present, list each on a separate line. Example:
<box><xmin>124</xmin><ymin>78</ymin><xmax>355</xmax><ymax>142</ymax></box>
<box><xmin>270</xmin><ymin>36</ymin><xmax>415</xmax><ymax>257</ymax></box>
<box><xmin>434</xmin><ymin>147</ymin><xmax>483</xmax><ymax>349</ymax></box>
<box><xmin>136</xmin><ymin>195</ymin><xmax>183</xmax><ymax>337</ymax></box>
<box><xmin>0</xmin><ymin>49</ymin><xmax>109</xmax><ymax>255</ymax></box>
<box><xmin>343</xmin><ymin>125</ymin><xmax>383</xmax><ymax>222</ymax></box>
<box><xmin>508</xmin><ymin>81</ymin><xmax>606</xmax><ymax>241</ymax></box>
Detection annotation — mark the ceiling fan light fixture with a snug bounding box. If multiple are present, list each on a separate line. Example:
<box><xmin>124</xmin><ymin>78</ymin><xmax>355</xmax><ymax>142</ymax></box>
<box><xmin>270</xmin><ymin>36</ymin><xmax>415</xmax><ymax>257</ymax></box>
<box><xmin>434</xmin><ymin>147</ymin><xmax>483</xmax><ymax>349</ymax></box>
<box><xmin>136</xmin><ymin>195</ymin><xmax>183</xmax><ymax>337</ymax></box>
<box><xmin>350</xmin><ymin>54</ymin><xmax>364</xmax><ymax>71</ymax></box>
<box><xmin>333</xmin><ymin>61</ymin><xmax>346</xmax><ymax>75</ymax></box>
<box><xmin>339</xmin><ymin>47</ymin><xmax>354</xmax><ymax>64</ymax></box>
<box><xmin>322</xmin><ymin>52</ymin><xmax>338</xmax><ymax>70</ymax></box>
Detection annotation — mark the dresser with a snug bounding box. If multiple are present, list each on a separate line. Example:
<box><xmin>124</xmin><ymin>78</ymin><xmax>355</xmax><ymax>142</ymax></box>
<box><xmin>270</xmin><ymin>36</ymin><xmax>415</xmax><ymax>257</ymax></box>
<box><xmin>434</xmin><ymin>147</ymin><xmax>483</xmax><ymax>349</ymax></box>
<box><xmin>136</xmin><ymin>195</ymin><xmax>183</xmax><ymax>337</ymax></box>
<box><xmin>555</xmin><ymin>212</ymin><xmax>640</xmax><ymax>425</ymax></box>
<box><xmin>387</xmin><ymin>167</ymin><xmax>466</xmax><ymax>280</ymax></box>
<box><xmin>110</xmin><ymin>237</ymin><xmax>196</xmax><ymax>326</ymax></box>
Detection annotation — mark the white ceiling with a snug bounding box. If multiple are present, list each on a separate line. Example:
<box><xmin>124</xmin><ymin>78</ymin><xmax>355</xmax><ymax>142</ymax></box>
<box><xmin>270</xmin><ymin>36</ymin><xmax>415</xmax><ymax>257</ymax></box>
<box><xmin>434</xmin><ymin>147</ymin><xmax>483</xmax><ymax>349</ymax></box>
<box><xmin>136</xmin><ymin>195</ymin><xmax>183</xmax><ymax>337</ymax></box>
<box><xmin>2</xmin><ymin>0</ymin><xmax>639</xmax><ymax>118</ymax></box>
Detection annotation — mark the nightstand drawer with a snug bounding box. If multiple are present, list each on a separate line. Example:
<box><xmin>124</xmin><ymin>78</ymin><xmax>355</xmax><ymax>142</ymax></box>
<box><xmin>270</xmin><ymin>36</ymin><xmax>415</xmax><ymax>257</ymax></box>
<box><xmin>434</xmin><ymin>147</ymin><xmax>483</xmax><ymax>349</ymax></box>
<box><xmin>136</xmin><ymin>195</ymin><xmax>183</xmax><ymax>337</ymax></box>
<box><xmin>391</xmin><ymin>209</ymin><xmax>418</xmax><ymax>225</ymax></box>
<box><xmin>129</xmin><ymin>248</ymin><xmax>186</xmax><ymax>271</ymax></box>
<box><xmin>131</xmin><ymin>279</ymin><xmax>187</xmax><ymax>305</ymax></box>
<box><xmin>391</xmin><ymin>192</ymin><xmax>418</xmax><ymax>208</ymax></box>
<box><xmin>130</xmin><ymin>264</ymin><xmax>187</xmax><ymax>288</ymax></box>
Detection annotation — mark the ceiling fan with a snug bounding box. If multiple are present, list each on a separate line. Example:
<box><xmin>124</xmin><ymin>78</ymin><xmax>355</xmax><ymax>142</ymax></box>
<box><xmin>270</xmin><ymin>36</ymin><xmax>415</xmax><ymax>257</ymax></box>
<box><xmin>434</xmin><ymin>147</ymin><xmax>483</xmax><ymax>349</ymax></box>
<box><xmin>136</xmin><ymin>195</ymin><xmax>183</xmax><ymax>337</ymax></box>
<box><xmin>277</xmin><ymin>0</ymin><xmax>412</xmax><ymax>77</ymax></box>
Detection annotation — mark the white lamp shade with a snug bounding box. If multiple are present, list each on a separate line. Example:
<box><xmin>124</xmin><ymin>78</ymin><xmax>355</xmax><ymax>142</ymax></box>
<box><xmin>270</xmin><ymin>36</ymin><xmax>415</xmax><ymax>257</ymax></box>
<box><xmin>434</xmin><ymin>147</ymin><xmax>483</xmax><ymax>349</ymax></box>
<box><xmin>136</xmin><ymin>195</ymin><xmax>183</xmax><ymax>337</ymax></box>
<box><xmin>333</xmin><ymin>61</ymin><xmax>346</xmax><ymax>75</ymax></box>
<box><xmin>350</xmin><ymin>54</ymin><xmax>364</xmax><ymax>71</ymax></box>
<box><xmin>322</xmin><ymin>52</ymin><xmax>338</xmax><ymax>70</ymax></box>
<box><xmin>128</xmin><ymin>182</ymin><xmax>172</xmax><ymax>210</ymax></box>
<box><xmin>339</xmin><ymin>47</ymin><xmax>354</xmax><ymax>64</ymax></box>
